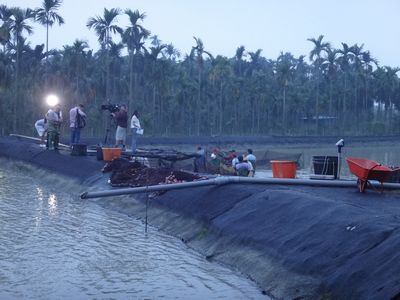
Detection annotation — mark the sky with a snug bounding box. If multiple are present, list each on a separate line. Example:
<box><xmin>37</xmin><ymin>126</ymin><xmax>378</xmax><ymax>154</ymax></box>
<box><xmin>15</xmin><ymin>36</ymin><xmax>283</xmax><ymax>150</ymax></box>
<box><xmin>3</xmin><ymin>0</ymin><xmax>400</xmax><ymax>67</ymax></box>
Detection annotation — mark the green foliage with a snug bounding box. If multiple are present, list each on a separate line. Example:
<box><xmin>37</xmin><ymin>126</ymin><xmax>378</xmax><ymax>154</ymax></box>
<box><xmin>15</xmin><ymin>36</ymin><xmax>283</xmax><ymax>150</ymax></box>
<box><xmin>1</xmin><ymin>4</ymin><xmax>400</xmax><ymax>137</ymax></box>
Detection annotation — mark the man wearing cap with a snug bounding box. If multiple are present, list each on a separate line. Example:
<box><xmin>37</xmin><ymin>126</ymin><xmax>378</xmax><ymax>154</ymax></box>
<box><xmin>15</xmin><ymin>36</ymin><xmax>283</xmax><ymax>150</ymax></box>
<box><xmin>46</xmin><ymin>104</ymin><xmax>63</xmax><ymax>150</ymax></box>
<box><xmin>69</xmin><ymin>104</ymin><xmax>86</xmax><ymax>145</ymax></box>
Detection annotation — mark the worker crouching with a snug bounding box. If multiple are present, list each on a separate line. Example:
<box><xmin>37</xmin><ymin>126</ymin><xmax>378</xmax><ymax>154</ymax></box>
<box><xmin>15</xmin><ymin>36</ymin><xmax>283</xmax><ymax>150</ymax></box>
<box><xmin>235</xmin><ymin>155</ymin><xmax>254</xmax><ymax>177</ymax></box>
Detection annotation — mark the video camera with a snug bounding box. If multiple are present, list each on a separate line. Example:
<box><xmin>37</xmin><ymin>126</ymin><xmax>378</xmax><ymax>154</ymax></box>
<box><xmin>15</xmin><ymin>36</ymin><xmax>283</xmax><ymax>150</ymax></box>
<box><xmin>101</xmin><ymin>103</ymin><xmax>120</xmax><ymax>113</ymax></box>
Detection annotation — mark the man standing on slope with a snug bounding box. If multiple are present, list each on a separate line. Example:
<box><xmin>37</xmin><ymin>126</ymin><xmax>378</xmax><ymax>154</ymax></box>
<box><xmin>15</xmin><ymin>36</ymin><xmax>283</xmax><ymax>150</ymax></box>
<box><xmin>69</xmin><ymin>104</ymin><xmax>86</xmax><ymax>145</ymax></box>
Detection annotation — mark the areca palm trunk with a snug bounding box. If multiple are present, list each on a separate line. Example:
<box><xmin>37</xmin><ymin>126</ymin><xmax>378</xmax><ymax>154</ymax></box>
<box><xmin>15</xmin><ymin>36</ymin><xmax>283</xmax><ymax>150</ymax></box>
<box><xmin>128</xmin><ymin>52</ymin><xmax>134</xmax><ymax>109</ymax></box>
<box><xmin>106</xmin><ymin>50</ymin><xmax>110</xmax><ymax>100</ymax></box>
<box><xmin>251</xmin><ymin>97</ymin><xmax>255</xmax><ymax>134</ymax></box>
<box><xmin>342</xmin><ymin>75</ymin><xmax>347</xmax><ymax>113</ymax></box>
<box><xmin>282</xmin><ymin>86</ymin><xmax>286</xmax><ymax>133</ymax></box>
<box><xmin>196</xmin><ymin>71</ymin><xmax>201</xmax><ymax>136</ymax></box>
<box><xmin>153</xmin><ymin>84</ymin><xmax>156</xmax><ymax>132</ymax></box>
<box><xmin>46</xmin><ymin>22</ymin><xmax>49</xmax><ymax>63</ymax></box>
<box><xmin>327</xmin><ymin>78</ymin><xmax>332</xmax><ymax>129</ymax></box>
<box><xmin>45</xmin><ymin>22</ymin><xmax>49</xmax><ymax>88</ymax></box>
<box><xmin>315</xmin><ymin>72</ymin><xmax>320</xmax><ymax>133</ymax></box>
<box><xmin>219</xmin><ymin>82</ymin><xmax>223</xmax><ymax>134</ymax></box>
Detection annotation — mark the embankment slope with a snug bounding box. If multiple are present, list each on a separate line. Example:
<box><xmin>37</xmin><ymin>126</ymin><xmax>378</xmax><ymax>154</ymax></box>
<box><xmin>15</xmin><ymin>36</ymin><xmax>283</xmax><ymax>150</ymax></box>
<box><xmin>1</xmin><ymin>136</ymin><xmax>400</xmax><ymax>299</ymax></box>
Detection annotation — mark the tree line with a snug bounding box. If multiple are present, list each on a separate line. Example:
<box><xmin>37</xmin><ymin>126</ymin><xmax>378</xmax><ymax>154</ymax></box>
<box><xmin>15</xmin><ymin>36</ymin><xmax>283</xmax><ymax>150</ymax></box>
<box><xmin>1</xmin><ymin>1</ymin><xmax>400</xmax><ymax>138</ymax></box>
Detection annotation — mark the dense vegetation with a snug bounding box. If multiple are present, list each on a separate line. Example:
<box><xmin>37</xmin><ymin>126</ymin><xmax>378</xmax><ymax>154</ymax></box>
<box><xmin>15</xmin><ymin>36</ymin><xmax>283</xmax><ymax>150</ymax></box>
<box><xmin>1</xmin><ymin>1</ymin><xmax>400</xmax><ymax>137</ymax></box>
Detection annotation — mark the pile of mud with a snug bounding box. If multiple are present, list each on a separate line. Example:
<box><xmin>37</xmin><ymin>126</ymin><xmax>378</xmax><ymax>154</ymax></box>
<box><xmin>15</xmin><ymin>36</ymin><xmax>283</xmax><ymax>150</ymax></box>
<box><xmin>102</xmin><ymin>157</ymin><xmax>204</xmax><ymax>187</ymax></box>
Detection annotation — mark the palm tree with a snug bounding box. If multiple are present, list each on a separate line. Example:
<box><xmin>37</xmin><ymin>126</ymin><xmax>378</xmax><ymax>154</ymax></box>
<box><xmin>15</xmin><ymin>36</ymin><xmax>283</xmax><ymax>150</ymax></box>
<box><xmin>165</xmin><ymin>43</ymin><xmax>180</xmax><ymax>61</ymax></box>
<box><xmin>108</xmin><ymin>41</ymin><xmax>124</xmax><ymax>101</ymax></box>
<box><xmin>122</xmin><ymin>9</ymin><xmax>149</xmax><ymax>109</ymax></box>
<box><xmin>34</xmin><ymin>0</ymin><xmax>64</xmax><ymax>64</ymax></box>
<box><xmin>190</xmin><ymin>37</ymin><xmax>213</xmax><ymax>135</ymax></box>
<box><xmin>376</xmin><ymin>66</ymin><xmax>400</xmax><ymax>130</ymax></box>
<box><xmin>247</xmin><ymin>49</ymin><xmax>263</xmax><ymax>76</ymax></box>
<box><xmin>337</xmin><ymin>43</ymin><xmax>354</xmax><ymax>114</ymax></box>
<box><xmin>87</xmin><ymin>8</ymin><xmax>122</xmax><ymax>100</ymax></box>
<box><xmin>8</xmin><ymin>7</ymin><xmax>34</xmax><ymax>132</ymax></box>
<box><xmin>276</xmin><ymin>52</ymin><xmax>295</xmax><ymax>133</ymax></box>
<box><xmin>146</xmin><ymin>43</ymin><xmax>167</xmax><ymax>131</ymax></box>
<box><xmin>62</xmin><ymin>39</ymin><xmax>89</xmax><ymax>96</ymax></box>
<box><xmin>247</xmin><ymin>49</ymin><xmax>263</xmax><ymax>133</ymax></box>
<box><xmin>307</xmin><ymin>35</ymin><xmax>330</xmax><ymax>132</ymax></box>
<box><xmin>322</xmin><ymin>48</ymin><xmax>339</xmax><ymax>120</ymax></box>
<box><xmin>234</xmin><ymin>45</ymin><xmax>246</xmax><ymax>77</ymax></box>
<box><xmin>0</xmin><ymin>5</ymin><xmax>12</xmax><ymax>52</ymax></box>
<box><xmin>209</xmin><ymin>56</ymin><xmax>232</xmax><ymax>134</ymax></box>
<box><xmin>360</xmin><ymin>50</ymin><xmax>378</xmax><ymax>110</ymax></box>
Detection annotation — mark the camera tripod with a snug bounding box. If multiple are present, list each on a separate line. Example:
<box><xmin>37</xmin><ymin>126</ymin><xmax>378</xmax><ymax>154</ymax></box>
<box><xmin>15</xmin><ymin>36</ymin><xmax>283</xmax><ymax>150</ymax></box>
<box><xmin>103</xmin><ymin>113</ymin><xmax>115</xmax><ymax>145</ymax></box>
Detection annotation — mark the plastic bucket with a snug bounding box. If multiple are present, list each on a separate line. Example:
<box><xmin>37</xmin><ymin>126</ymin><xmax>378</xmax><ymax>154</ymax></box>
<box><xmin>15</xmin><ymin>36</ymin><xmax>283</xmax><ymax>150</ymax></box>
<box><xmin>102</xmin><ymin>147</ymin><xmax>122</xmax><ymax>161</ymax></box>
<box><xmin>312</xmin><ymin>156</ymin><xmax>338</xmax><ymax>178</ymax></box>
<box><xmin>270</xmin><ymin>160</ymin><xmax>297</xmax><ymax>178</ymax></box>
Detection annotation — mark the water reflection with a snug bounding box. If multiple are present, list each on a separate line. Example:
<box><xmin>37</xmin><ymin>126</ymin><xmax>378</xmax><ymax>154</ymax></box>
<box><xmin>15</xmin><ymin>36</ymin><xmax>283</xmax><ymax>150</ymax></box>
<box><xmin>47</xmin><ymin>193</ymin><xmax>58</xmax><ymax>216</ymax></box>
<box><xmin>0</xmin><ymin>162</ymin><xmax>266</xmax><ymax>300</ymax></box>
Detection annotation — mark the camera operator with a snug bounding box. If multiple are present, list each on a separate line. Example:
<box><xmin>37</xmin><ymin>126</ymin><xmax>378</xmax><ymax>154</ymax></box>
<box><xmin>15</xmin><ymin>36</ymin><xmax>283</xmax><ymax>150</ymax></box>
<box><xmin>112</xmin><ymin>104</ymin><xmax>128</xmax><ymax>149</ymax></box>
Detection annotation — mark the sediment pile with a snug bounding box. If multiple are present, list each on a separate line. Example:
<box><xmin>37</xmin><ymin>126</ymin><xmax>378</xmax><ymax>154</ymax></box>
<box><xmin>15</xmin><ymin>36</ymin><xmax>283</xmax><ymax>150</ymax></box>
<box><xmin>102</xmin><ymin>157</ymin><xmax>204</xmax><ymax>187</ymax></box>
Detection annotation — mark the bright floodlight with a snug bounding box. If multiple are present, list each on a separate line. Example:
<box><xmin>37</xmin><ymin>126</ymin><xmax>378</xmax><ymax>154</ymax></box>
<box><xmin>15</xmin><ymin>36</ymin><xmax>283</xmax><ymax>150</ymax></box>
<box><xmin>46</xmin><ymin>94</ymin><xmax>59</xmax><ymax>106</ymax></box>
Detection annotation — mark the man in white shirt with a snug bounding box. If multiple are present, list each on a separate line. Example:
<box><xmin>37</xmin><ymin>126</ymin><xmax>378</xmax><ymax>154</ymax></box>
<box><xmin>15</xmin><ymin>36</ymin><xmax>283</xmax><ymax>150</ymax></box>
<box><xmin>34</xmin><ymin>118</ymin><xmax>47</xmax><ymax>147</ymax></box>
<box><xmin>130</xmin><ymin>110</ymin><xmax>141</xmax><ymax>153</ymax></box>
<box><xmin>246</xmin><ymin>148</ymin><xmax>257</xmax><ymax>172</ymax></box>
<box><xmin>69</xmin><ymin>104</ymin><xmax>86</xmax><ymax>145</ymax></box>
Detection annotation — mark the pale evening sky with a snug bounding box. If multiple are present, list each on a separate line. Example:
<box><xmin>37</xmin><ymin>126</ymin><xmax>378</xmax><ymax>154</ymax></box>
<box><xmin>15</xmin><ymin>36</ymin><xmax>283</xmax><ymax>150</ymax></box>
<box><xmin>3</xmin><ymin>0</ymin><xmax>400</xmax><ymax>67</ymax></box>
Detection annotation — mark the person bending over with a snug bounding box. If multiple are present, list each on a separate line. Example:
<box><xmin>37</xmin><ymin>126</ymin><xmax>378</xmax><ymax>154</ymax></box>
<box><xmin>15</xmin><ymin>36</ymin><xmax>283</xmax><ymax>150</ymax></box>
<box><xmin>235</xmin><ymin>155</ymin><xmax>254</xmax><ymax>177</ymax></box>
<box><xmin>35</xmin><ymin>117</ymin><xmax>47</xmax><ymax>148</ymax></box>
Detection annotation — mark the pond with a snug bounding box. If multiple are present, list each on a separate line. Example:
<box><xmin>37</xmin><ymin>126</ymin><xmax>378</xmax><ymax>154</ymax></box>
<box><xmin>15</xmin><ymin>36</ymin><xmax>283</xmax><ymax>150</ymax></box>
<box><xmin>0</xmin><ymin>161</ymin><xmax>267</xmax><ymax>299</ymax></box>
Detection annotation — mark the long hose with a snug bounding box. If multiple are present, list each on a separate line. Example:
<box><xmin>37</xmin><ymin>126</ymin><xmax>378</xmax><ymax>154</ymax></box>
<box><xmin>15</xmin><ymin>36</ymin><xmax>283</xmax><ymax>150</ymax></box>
<box><xmin>80</xmin><ymin>176</ymin><xmax>400</xmax><ymax>199</ymax></box>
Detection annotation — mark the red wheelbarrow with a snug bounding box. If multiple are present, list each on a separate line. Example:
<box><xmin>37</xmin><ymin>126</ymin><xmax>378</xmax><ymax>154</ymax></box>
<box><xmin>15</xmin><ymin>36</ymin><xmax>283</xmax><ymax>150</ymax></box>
<box><xmin>346</xmin><ymin>157</ymin><xmax>393</xmax><ymax>192</ymax></box>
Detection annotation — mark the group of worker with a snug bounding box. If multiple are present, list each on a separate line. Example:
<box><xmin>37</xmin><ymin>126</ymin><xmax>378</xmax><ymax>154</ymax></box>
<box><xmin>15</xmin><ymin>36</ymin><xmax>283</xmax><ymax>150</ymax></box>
<box><xmin>34</xmin><ymin>103</ymin><xmax>143</xmax><ymax>153</ymax></box>
<box><xmin>34</xmin><ymin>103</ymin><xmax>86</xmax><ymax>150</ymax></box>
<box><xmin>229</xmin><ymin>149</ymin><xmax>256</xmax><ymax>177</ymax></box>
<box><xmin>199</xmin><ymin>148</ymin><xmax>257</xmax><ymax>177</ymax></box>
<box><xmin>110</xmin><ymin>105</ymin><xmax>142</xmax><ymax>153</ymax></box>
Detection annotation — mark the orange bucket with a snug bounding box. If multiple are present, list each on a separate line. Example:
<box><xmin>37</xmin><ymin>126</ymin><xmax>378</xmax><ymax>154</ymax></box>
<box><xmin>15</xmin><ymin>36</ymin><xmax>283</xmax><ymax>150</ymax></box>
<box><xmin>271</xmin><ymin>160</ymin><xmax>297</xmax><ymax>178</ymax></box>
<box><xmin>102</xmin><ymin>147</ymin><xmax>122</xmax><ymax>161</ymax></box>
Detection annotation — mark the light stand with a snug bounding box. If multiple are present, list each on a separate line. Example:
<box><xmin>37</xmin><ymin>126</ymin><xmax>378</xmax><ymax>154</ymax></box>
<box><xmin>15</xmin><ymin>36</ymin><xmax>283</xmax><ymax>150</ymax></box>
<box><xmin>336</xmin><ymin>139</ymin><xmax>345</xmax><ymax>179</ymax></box>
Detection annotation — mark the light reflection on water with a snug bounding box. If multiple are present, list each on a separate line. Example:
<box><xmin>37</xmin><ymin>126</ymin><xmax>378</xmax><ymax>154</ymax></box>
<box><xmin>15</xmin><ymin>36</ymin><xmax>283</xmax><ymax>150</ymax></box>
<box><xmin>0</xmin><ymin>162</ymin><xmax>266</xmax><ymax>300</ymax></box>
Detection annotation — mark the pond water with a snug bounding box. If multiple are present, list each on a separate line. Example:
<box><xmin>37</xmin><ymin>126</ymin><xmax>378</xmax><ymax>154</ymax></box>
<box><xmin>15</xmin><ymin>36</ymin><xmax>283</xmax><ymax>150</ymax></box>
<box><xmin>175</xmin><ymin>141</ymin><xmax>400</xmax><ymax>177</ymax></box>
<box><xmin>274</xmin><ymin>141</ymin><xmax>400</xmax><ymax>177</ymax></box>
<box><xmin>0</xmin><ymin>161</ymin><xmax>266</xmax><ymax>299</ymax></box>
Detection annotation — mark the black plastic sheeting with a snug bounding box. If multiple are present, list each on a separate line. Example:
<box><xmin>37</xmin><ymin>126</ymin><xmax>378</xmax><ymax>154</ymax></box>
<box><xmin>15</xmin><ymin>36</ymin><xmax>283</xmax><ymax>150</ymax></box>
<box><xmin>1</xmin><ymin>136</ymin><xmax>400</xmax><ymax>299</ymax></box>
<box><xmin>0</xmin><ymin>136</ymin><xmax>103</xmax><ymax>180</ymax></box>
<box><xmin>150</xmin><ymin>184</ymin><xmax>400</xmax><ymax>299</ymax></box>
